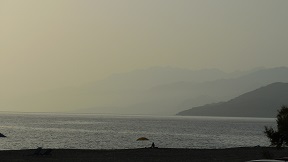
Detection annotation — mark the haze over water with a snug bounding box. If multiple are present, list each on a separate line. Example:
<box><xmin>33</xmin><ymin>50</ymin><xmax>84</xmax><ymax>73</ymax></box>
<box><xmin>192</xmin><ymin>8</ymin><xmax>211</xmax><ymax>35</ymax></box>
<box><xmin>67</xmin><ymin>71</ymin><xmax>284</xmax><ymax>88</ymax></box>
<box><xmin>1</xmin><ymin>1</ymin><xmax>288</xmax><ymax>155</ymax></box>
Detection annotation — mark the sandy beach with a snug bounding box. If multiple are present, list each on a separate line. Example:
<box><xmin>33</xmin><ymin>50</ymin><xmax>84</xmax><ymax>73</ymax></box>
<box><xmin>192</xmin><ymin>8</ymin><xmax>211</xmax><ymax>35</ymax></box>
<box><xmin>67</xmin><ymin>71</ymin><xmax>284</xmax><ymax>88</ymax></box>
<box><xmin>0</xmin><ymin>147</ymin><xmax>287</xmax><ymax>162</ymax></box>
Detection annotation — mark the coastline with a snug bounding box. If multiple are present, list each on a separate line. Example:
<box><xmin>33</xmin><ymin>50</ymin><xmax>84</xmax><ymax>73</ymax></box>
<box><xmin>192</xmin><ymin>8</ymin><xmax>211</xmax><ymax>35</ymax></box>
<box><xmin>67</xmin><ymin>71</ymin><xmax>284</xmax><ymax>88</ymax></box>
<box><xmin>0</xmin><ymin>147</ymin><xmax>287</xmax><ymax>162</ymax></box>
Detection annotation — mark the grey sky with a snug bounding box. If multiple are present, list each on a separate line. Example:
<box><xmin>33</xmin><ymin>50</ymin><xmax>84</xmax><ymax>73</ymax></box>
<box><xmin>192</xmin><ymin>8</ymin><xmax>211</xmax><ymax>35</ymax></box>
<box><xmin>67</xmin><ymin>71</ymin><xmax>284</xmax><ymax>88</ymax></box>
<box><xmin>1</xmin><ymin>0</ymin><xmax>288</xmax><ymax>100</ymax></box>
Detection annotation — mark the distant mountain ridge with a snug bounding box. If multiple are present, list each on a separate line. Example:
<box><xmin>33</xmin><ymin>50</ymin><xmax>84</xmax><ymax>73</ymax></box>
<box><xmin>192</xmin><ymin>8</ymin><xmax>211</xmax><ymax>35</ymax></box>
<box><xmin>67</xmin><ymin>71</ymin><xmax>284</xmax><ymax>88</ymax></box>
<box><xmin>3</xmin><ymin>66</ymin><xmax>288</xmax><ymax>115</ymax></box>
<box><xmin>131</xmin><ymin>67</ymin><xmax>288</xmax><ymax>114</ymax></box>
<box><xmin>177</xmin><ymin>82</ymin><xmax>288</xmax><ymax>117</ymax></box>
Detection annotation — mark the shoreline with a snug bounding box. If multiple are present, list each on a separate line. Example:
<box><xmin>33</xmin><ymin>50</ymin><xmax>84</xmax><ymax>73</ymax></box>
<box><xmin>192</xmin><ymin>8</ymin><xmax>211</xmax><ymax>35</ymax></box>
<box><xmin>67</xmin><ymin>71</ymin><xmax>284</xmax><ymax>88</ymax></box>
<box><xmin>0</xmin><ymin>147</ymin><xmax>287</xmax><ymax>162</ymax></box>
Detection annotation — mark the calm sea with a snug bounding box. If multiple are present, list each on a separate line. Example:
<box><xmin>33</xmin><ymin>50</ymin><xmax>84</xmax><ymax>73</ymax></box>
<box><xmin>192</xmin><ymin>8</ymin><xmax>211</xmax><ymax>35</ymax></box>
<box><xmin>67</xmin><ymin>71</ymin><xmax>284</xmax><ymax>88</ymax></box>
<box><xmin>0</xmin><ymin>113</ymin><xmax>275</xmax><ymax>150</ymax></box>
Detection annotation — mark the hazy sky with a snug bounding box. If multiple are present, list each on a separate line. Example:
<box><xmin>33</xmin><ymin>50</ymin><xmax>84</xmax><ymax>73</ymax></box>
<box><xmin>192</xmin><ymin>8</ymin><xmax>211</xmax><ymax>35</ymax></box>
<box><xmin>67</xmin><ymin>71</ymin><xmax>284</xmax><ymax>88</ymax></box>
<box><xmin>1</xmin><ymin>0</ymin><xmax>288</xmax><ymax>94</ymax></box>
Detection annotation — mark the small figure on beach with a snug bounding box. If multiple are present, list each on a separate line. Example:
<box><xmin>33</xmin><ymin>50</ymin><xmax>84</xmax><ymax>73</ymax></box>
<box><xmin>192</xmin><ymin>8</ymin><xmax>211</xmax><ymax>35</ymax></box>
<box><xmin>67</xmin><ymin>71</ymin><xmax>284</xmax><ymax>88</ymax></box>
<box><xmin>151</xmin><ymin>142</ymin><xmax>155</xmax><ymax>148</ymax></box>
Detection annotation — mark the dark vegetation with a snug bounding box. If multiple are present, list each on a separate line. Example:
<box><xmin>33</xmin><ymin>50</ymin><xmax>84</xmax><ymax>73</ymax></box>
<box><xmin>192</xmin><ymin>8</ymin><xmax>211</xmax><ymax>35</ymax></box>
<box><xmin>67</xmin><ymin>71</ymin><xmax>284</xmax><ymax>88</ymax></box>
<box><xmin>265</xmin><ymin>106</ymin><xmax>288</xmax><ymax>148</ymax></box>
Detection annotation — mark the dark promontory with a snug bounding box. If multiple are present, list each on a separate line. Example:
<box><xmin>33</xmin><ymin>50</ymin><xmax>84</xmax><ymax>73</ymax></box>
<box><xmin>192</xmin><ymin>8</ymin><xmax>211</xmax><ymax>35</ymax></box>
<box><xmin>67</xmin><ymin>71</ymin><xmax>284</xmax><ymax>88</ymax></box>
<box><xmin>177</xmin><ymin>82</ymin><xmax>288</xmax><ymax>118</ymax></box>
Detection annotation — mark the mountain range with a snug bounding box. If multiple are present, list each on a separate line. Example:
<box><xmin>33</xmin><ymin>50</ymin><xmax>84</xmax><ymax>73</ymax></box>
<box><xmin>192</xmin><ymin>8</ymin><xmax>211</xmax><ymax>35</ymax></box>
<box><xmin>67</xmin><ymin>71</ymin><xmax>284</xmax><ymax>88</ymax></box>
<box><xmin>3</xmin><ymin>66</ymin><xmax>288</xmax><ymax>115</ymax></box>
<box><xmin>177</xmin><ymin>82</ymin><xmax>288</xmax><ymax>117</ymax></box>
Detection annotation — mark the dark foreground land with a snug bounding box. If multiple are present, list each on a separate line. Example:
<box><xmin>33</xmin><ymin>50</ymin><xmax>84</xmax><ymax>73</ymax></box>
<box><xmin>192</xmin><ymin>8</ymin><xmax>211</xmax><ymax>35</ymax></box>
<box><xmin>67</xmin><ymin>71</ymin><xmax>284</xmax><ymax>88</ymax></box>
<box><xmin>0</xmin><ymin>147</ymin><xmax>288</xmax><ymax>162</ymax></box>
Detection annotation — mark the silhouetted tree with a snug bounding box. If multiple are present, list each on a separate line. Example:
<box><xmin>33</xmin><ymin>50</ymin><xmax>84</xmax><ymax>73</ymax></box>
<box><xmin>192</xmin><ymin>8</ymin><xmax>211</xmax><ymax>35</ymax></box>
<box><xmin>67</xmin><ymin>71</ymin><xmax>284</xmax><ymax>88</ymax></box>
<box><xmin>264</xmin><ymin>105</ymin><xmax>288</xmax><ymax>149</ymax></box>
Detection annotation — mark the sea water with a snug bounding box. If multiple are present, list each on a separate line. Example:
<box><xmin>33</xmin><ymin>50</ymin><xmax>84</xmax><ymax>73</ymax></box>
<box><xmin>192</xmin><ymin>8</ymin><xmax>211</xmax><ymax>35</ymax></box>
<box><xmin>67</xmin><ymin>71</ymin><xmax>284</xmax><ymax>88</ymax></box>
<box><xmin>0</xmin><ymin>113</ymin><xmax>275</xmax><ymax>150</ymax></box>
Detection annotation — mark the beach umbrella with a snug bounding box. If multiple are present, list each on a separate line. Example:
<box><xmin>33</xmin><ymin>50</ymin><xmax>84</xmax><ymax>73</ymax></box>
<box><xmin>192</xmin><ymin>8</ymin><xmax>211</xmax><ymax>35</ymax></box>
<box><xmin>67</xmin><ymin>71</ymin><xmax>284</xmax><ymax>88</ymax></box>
<box><xmin>137</xmin><ymin>137</ymin><xmax>149</xmax><ymax>141</ymax></box>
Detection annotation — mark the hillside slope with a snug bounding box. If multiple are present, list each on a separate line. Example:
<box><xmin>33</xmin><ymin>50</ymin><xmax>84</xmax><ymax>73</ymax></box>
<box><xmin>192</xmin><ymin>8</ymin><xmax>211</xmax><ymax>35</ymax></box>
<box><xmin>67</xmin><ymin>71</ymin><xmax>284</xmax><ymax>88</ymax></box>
<box><xmin>177</xmin><ymin>82</ymin><xmax>288</xmax><ymax>117</ymax></box>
